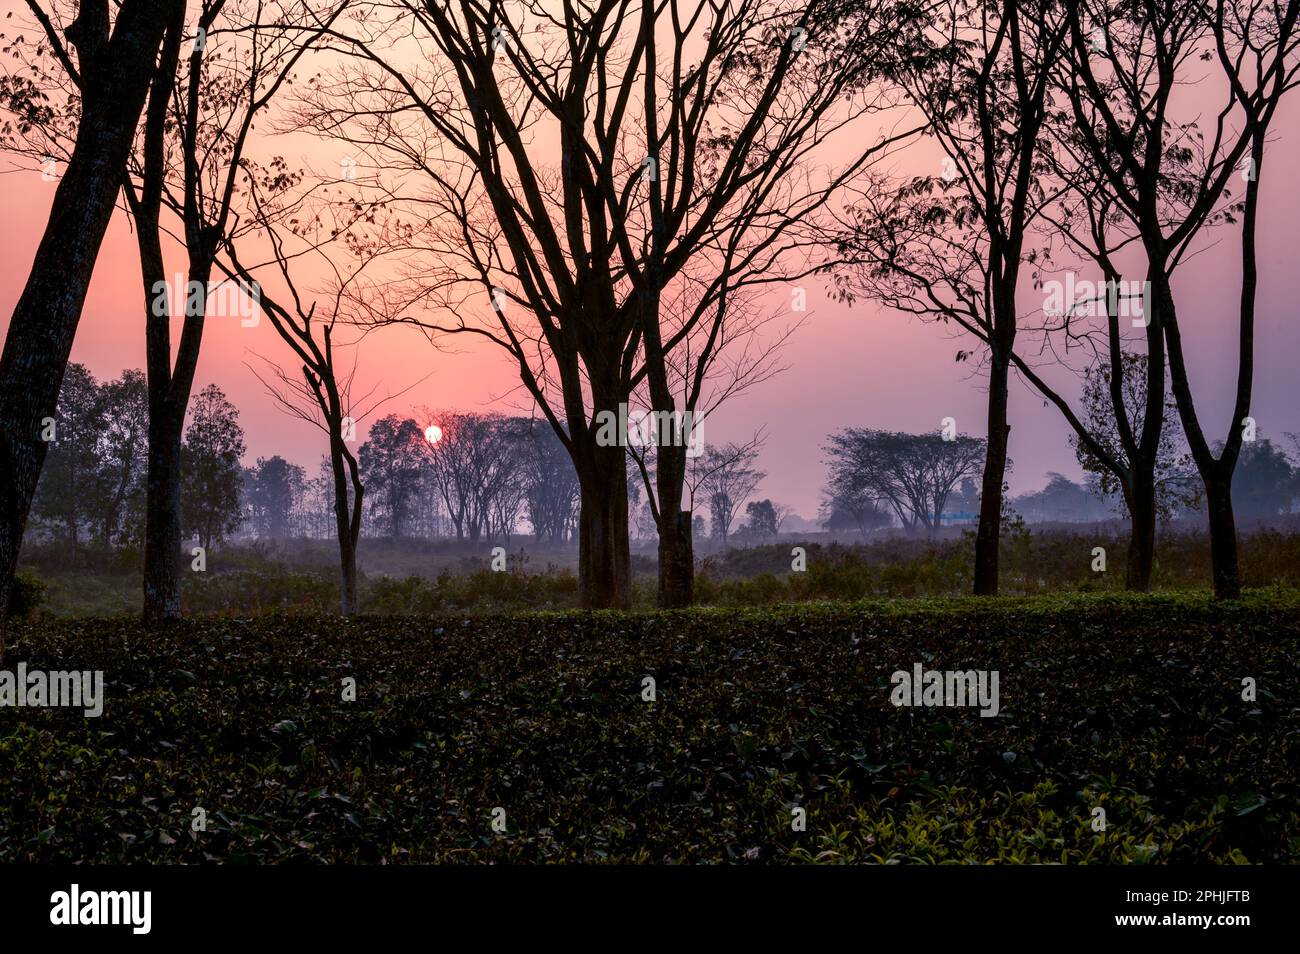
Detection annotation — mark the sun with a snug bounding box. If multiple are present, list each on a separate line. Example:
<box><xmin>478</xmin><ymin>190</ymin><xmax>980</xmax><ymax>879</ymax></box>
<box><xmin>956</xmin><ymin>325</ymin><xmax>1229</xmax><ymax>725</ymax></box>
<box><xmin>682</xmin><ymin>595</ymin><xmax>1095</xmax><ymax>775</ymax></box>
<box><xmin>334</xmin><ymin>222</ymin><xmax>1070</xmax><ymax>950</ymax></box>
<box><xmin>424</xmin><ymin>423</ymin><xmax>444</xmax><ymax>445</ymax></box>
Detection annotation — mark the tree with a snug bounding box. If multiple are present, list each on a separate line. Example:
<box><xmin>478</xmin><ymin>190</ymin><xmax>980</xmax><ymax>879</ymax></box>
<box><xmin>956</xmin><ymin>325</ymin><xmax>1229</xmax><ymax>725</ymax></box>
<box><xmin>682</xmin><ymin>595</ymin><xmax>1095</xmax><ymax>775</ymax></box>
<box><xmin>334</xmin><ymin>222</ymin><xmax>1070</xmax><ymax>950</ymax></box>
<box><xmin>697</xmin><ymin>442</ymin><xmax>765</xmax><ymax>546</ymax></box>
<box><xmin>246</xmin><ymin>456</ymin><xmax>304</xmax><ymax>539</ymax></box>
<box><xmin>1229</xmin><ymin>439</ymin><xmax>1298</xmax><ymax>520</ymax></box>
<box><xmin>0</xmin><ymin>0</ymin><xmax>180</xmax><ymax>631</ymax></box>
<box><xmin>1071</xmin><ymin>353</ymin><xmax>1198</xmax><ymax>529</ymax></box>
<box><xmin>835</xmin><ymin>0</ymin><xmax>1068</xmax><ymax>591</ymax></box>
<box><xmin>226</xmin><ymin>176</ymin><xmax>400</xmax><ymax>616</ymax></box>
<box><xmin>88</xmin><ymin>368</ymin><xmax>149</xmax><ymax>547</ymax></box>
<box><xmin>31</xmin><ymin>363</ymin><xmax>104</xmax><ymax>546</ymax></box>
<box><xmin>359</xmin><ymin>416</ymin><xmax>425</xmax><ymax>540</ymax></box>
<box><xmin>181</xmin><ymin>384</ymin><xmax>245</xmax><ymax>552</ymax></box>
<box><xmin>305</xmin><ymin>0</ymin><xmax>914</xmax><ymax>607</ymax></box>
<box><xmin>820</xmin><ymin>486</ymin><xmax>892</xmax><ymax>536</ymax></box>
<box><xmin>691</xmin><ymin>513</ymin><xmax>708</xmax><ymax>545</ymax></box>
<box><xmin>823</xmin><ymin>428</ymin><xmax>987</xmax><ymax>533</ymax></box>
<box><xmin>742</xmin><ymin>499</ymin><xmax>779</xmax><ymax>539</ymax></box>
<box><xmin>523</xmin><ymin>421</ymin><xmax>580</xmax><ymax>545</ymax></box>
<box><xmin>772</xmin><ymin>502</ymin><xmax>795</xmax><ymax>534</ymax></box>
<box><xmin>1064</xmin><ymin>0</ymin><xmax>1300</xmax><ymax>596</ymax></box>
<box><xmin>1011</xmin><ymin>473</ymin><xmax>1108</xmax><ymax>524</ymax></box>
<box><xmin>1159</xmin><ymin>0</ymin><xmax>1300</xmax><ymax>596</ymax></box>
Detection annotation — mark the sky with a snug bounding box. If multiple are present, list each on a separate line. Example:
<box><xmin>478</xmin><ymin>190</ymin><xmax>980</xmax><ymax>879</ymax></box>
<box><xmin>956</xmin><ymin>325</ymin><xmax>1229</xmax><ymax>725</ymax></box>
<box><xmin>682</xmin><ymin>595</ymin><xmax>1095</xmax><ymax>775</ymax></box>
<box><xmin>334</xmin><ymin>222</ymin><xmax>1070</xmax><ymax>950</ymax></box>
<box><xmin>2</xmin><ymin>6</ymin><xmax>1298</xmax><ymax>520</ymax></box>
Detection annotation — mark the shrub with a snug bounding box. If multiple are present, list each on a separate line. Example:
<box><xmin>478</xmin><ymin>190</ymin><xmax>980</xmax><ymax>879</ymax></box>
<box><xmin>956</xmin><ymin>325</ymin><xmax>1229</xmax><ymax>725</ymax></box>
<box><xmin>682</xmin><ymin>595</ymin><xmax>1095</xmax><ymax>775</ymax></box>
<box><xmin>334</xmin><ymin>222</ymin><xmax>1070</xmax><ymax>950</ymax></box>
<box><xmin>1</xmin><ymin>592</ymin><xmax>1295</xmax><ymax>863</ymax></box>
<box><xmin>4</xmin><ymin>572</ymin><xmax>47</xmax><ymax>620</ymax></box>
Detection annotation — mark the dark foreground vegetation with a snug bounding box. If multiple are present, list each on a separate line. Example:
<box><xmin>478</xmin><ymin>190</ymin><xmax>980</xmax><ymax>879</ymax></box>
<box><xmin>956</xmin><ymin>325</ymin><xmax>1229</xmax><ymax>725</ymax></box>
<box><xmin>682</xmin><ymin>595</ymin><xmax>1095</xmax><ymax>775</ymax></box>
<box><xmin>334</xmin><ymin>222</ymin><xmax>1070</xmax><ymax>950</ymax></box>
<box><xmin>2</xmin><ymin>591</ymin><xmax>1297</xmax><ymax>863</ymax></box>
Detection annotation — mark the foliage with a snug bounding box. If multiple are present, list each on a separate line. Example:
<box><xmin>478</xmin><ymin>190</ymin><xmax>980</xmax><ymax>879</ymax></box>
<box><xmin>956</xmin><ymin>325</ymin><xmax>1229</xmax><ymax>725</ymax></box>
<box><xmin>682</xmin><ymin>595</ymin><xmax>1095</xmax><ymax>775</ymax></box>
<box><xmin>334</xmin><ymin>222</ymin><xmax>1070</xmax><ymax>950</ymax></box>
<box><xmin>823</xmin><ymin>428</ymin><xmax>986</xmax><ymax>531</ymax></box>
<box><xmin>30</xmin><ymin>363</ymin><xmax>106</xmax><ymax>546</ymax></box>
<box><xmin>1071</xmin><ymin>353</ymin><xmax>1199</xmax><ymax>523</ymax></box>
<box><xmin>244</xmin><ymin>455</ymin><xmax>307</xmax><ymax>541</ymax></box>
<box><xmin>1</xmin><ymin>592</ymin><xmax>1296</xmax><ymax>863</ymax></box>
<box><xmin>1228</xmin><ymin>439</ymin><xmax>1300</xmax><ymax>519</ymax></box>
<box><xmin>182</xmin><ymin>384</ymin><xmax>247</xmax><ymax>551</ymax></box>
<box><xmin>359</xmin><ymin>415</ymin><xmax>427</xmax><ymax>540</ymax></box>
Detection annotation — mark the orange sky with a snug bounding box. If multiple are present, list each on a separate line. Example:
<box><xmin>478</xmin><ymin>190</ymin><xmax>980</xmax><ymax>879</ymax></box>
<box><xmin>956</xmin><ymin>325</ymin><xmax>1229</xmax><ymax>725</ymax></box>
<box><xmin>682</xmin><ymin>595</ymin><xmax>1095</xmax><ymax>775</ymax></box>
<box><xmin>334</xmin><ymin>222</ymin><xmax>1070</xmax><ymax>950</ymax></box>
<box><xmin>2</xmin><ymin>5</ymin><xmax>1298</xmax><ymax>519</ymax></box>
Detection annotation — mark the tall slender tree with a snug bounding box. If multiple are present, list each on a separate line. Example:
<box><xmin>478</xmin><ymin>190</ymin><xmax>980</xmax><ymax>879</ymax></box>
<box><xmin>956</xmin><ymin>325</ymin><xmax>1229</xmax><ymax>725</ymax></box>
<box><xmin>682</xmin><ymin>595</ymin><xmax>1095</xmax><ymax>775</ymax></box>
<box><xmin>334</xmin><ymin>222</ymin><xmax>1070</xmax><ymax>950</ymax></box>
<box><xmin>836</xmin><ymin>0</ymin><xmax>1069</xmax><ymax>594</ymax></box>
<box><xmin>126</xmin><ymin>0</ymin><xmax>345</xmax><ymax>621</ymax></box>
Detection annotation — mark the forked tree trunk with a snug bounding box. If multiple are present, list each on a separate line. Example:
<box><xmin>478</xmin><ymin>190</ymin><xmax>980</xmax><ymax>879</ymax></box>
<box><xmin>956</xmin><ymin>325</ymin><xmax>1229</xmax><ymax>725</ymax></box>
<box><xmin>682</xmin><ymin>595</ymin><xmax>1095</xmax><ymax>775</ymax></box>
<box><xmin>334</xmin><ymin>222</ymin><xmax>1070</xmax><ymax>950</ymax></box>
<box><xmin>140</xmin><ymin>251</ymin><xmax>206</xmax><ymax>623</ymax></box>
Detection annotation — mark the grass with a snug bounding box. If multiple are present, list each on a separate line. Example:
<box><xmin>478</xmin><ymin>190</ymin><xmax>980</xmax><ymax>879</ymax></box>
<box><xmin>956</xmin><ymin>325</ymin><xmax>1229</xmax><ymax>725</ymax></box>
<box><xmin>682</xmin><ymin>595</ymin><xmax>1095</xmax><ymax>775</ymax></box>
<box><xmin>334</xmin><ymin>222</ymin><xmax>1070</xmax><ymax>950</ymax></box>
<box><xmin>1</xmin><ymin>590</ymin><xmax>1297</xmax><ymax>863</ymax></box>
<box><xmin>17</xmin><ymin>524</ymin><xmax>1300</xmax><ymax>618</ymax></box>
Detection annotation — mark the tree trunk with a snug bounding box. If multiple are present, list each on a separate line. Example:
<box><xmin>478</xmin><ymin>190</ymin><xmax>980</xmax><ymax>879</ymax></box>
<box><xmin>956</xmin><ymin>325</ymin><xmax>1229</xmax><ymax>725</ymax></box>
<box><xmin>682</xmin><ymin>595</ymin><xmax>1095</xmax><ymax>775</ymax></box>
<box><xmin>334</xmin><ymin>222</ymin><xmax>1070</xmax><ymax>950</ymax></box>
<box><xmin>574</xmin><ymin>428</ymin><xmax>631</xmax><ymax>610</ymax></box>
<box><xmin>1124</xmin><ymin>468</ymin><xmax>1156</xmax><ymax>592</ymax></box>
<box><xmin>0</xmin><ymin>0</ymin><xmax>175</xmax><ymax>631</ymax></box>
<box><xmin>654</xmin><ymin>442</ymin><xmax>694</xmax><ymax>608</ymax></box>
<box><xmin>973</xmin><ymin>355</ymin><xmax>1010</xmax><ymax>595</ymax></box>
<box><xmin>337</xmin><ymin>525</ymin><xmax>359</xmax><ymax>615</ymax></box>
<box><xmin>329</xmin><ymin>438</ymin><xmax>362</xmax><ymax>616</ymax></box>
<box><xmin>133</xmin><ymin>9</ymin><xmax>189</xmax><ymax>623</ymax></box>
<box><xmin>658</xmin><ymin>509</ymin><xmax>694</xmax><ymax>608</ymax></box>
<box><xmin>1204</xmin><ymin>476</ymin><xmax>1241</xmax><ymax>599</ymax></box>
<box><xmin>143</xmin><ymin>412</ymin><xmax>184</xmax><ymax>622</ymax></box>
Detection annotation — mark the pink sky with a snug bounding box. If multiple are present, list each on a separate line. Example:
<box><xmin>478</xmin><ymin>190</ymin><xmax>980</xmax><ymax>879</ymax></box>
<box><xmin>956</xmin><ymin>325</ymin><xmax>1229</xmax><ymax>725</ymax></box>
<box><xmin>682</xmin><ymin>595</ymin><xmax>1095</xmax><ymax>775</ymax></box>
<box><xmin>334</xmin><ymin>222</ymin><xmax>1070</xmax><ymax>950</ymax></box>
<box><xmin>2</xmin><ymin>29</ymin><xmax>1298</xmax><ymax>520</ymax></box>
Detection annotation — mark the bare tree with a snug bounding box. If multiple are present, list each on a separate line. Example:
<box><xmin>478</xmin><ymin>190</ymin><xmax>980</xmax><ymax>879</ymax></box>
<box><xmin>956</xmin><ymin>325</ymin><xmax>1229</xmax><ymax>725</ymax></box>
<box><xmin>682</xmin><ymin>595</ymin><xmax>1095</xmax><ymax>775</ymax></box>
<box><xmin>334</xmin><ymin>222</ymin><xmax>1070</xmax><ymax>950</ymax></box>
<box><xmin>295</xmin><ymin>0</ymin><xmax>915</xmax><ymax>607</ymax></box>
<box><xmin>522</xmin><ymin>420</ymin><xmax>579</xmax><ymax>544</ymax></box>
<box><xmin>227</xmin><ymin>186</ymin><xmax>405</xmax><ymax>615</ymax></box>
<box><xmin>694</xmin><ymin>439</ymin><xmax>765</xmax><ymax>547</ymax></box>
<box><xmin>823</xmin><ymin>428</ymin><xmax>986</xmax><ymax>532</ymax></box>
<box><xmin>419</xmin><ymin>410</ymin><xmax>528</xmax><ymax>544</ymax></box>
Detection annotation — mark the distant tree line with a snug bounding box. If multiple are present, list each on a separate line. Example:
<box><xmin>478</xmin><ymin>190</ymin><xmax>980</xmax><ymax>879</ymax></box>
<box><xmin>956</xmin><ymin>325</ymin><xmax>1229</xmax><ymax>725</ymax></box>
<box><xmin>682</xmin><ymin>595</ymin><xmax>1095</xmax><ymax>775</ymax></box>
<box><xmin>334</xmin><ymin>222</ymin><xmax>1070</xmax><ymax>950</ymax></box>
<box><xmin>820</xmin><ymin>423</ymin><xmax>1300</xmax><ymax>535</ymax></box>
<box><xmin>28</xmin><ymin>372</ymin><xmax>588</xmax><ymax>549</ymax></box>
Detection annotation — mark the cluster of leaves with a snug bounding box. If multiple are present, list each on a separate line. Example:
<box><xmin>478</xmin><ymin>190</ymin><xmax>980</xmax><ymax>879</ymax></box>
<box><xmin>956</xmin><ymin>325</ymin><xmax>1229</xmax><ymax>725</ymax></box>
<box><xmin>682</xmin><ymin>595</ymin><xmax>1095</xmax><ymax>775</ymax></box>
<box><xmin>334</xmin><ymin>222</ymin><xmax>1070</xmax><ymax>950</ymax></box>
<box><xmin>1</xmin><ymin>592</ymin><xmax>1296</xmax><ymax>863</ymax></box>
